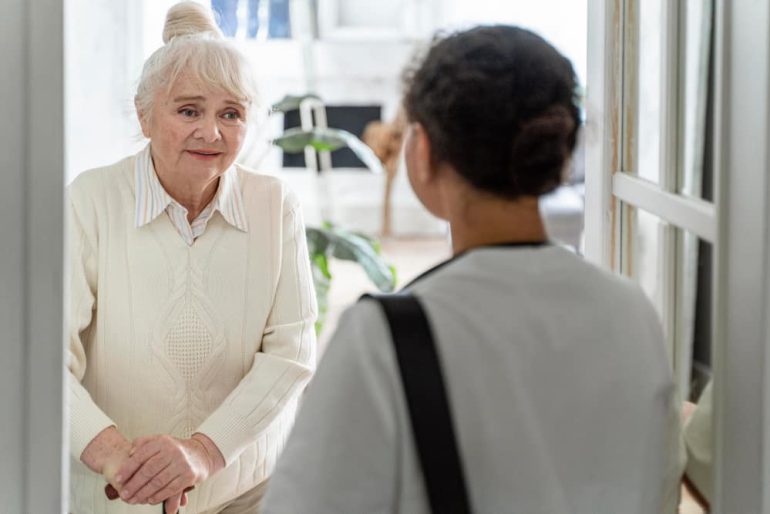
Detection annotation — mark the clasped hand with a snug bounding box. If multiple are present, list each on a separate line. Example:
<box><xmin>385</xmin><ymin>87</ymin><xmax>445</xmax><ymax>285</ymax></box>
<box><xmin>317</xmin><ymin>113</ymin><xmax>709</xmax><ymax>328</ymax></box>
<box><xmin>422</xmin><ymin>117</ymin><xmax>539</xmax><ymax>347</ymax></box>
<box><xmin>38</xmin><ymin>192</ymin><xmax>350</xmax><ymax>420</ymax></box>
<box><xmin>104</xmin><ymin>434</ymin><xmax>217</xmax><ymax>513</ymax></box>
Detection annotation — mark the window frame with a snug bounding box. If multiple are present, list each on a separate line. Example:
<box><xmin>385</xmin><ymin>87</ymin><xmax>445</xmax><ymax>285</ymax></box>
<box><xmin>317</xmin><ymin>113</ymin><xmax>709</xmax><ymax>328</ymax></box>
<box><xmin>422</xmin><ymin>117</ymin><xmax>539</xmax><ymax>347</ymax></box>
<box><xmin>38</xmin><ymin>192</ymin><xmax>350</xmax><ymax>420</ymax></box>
<box><xmin>587</xmin><ymin>0</ymin><xmax>770</xmax><ymax>511</ymax></box>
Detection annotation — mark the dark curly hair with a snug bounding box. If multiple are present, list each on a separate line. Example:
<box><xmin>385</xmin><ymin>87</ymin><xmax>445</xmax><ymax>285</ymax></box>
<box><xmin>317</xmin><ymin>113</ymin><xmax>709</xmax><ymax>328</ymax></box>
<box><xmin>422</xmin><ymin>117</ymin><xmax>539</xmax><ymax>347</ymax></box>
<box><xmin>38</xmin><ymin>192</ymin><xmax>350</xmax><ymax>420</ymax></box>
<box><xmin>403</xmin><ymin>25</ymin><xmax>581</xmax><ymax>199</ymax></box>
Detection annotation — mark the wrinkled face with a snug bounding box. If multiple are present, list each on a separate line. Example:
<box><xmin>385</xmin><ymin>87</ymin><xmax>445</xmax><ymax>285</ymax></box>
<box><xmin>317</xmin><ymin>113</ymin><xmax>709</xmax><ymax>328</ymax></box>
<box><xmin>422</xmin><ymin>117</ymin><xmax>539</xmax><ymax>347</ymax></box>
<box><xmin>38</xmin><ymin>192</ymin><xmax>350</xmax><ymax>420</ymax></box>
<box><xmin>139</xmin><ymin>74</ymin><xmax>248</xmax><ymax>187</ymax></box>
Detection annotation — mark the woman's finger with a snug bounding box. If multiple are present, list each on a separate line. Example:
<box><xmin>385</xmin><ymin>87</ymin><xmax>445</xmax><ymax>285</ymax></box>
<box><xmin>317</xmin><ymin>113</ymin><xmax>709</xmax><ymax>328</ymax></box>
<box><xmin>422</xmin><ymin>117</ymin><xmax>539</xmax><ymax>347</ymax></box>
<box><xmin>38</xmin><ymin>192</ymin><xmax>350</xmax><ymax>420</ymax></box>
<box><xmin>148</xmin><ymin>475</ymin><xmax>188</xmax><ymax>506</ymax></box>
<box><xmin>120</xmin><ymin>452</ymin><xmax>171</xmax><ymax>503</ymax></box>
<box><xmin>130</xmin><ymin>435</ymin><xmax>158</xmax><ymax>455</ymax></box>
<box><xmin>165</xmin><ymin>486</ymin><xmax>193</xmax><ymax>513</ymax></box>
<box><xmin>130</xmin><ymin>461</ymin><xmax>177</xmax><ymax>504</ymax></box>
<box><xmin>115</xmin><ymin>437</ymin><xmax>163</xmax><ymax>486</ymax></box>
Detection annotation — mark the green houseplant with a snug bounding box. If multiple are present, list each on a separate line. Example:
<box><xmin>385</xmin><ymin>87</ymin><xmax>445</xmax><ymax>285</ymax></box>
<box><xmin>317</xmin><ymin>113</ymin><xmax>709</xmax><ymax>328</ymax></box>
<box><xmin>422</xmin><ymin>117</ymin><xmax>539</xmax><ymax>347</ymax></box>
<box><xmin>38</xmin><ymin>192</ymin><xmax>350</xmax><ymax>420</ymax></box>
<box><xmin>306</xmin><ymin>223</ymin><xmax>396</xmax><ymax>335</ymax></box>
<box><xmin>270</xmin><ymin>94</ymin><xmax>385</xmax><ymax>175</ymax></box>
<box><xmin>270</xmin><ymin>95</ymin><xmax>397</xmax><ymax>334</ymax></box>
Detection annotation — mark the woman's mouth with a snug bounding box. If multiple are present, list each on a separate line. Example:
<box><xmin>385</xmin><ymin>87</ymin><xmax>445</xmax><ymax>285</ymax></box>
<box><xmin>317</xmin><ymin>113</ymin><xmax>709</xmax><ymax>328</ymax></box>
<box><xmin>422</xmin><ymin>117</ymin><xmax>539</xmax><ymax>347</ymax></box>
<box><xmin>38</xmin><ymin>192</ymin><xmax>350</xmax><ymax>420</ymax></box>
<box><xmin>187</xmin><ymin>150</ymin><xmax>222</xmax><ymax>160</ymax></box>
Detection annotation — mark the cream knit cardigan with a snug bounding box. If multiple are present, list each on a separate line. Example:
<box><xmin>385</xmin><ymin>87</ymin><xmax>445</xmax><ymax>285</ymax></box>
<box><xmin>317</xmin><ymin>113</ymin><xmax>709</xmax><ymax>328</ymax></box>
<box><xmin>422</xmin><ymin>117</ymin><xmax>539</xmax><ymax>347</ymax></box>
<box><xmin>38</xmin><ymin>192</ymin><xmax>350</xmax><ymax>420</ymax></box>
<box><xmin>67</xmin><ymin>154</ymin><xmax>317</xmax><ymax>513</ymax></box>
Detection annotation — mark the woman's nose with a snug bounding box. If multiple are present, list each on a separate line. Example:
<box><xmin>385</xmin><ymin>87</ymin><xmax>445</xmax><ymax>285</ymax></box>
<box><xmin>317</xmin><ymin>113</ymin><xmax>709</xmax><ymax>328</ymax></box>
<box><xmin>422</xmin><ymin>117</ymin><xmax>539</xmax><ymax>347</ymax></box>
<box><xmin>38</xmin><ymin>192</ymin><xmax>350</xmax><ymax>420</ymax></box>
<box><xmin>194</xmin><ymin>115</ymin><xmax>221</xmax><ymax>142</ymax></box>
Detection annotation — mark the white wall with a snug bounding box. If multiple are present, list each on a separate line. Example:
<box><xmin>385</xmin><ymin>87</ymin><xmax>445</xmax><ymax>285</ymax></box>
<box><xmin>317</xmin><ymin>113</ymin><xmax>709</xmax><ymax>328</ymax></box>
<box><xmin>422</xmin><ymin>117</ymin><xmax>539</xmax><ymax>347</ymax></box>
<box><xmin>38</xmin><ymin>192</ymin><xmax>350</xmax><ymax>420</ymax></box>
<box><xmin>65</xmin><ymin>0</ymin><xmax>145</xmax><ymax>182</ymax></box>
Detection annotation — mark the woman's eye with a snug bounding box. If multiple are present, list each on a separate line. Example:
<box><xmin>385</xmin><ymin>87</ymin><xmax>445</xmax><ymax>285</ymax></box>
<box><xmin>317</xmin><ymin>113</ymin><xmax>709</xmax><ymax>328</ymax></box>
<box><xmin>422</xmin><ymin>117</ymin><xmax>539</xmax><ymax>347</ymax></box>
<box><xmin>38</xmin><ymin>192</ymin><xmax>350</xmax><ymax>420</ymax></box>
<box><xmin>222</xmin><ymin>111</ymin><xmax>242</xmax><ymax>121</ymax></box>
<box><xmin>179</xmin><ymin>108</ymin><xmax>198</xmax><ymax>117</ymax></box>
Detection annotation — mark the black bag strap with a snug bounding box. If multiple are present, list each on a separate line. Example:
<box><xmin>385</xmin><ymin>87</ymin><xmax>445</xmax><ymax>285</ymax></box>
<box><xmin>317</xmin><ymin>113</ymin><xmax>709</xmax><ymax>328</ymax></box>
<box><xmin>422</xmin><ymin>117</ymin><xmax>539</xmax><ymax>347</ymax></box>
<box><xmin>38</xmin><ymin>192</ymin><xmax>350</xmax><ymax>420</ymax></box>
<box><xmin>363</xmin><ymin>293</ymin><xmax>472</xmax><ymax>514</ymax></box>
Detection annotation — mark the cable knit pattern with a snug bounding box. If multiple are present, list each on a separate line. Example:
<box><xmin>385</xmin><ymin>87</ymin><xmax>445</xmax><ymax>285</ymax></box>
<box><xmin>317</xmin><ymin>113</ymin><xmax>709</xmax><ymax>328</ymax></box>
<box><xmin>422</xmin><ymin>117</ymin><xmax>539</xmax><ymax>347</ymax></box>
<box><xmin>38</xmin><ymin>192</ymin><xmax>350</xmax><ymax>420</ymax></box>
<box><xmin>166</xmin><ymin>301</ymin><xmax>213</xmax><ymax>383</ymax></box>
<box><xmin>66</xmin><ymin>152</ymin><xmax>317</xmax><ymax>513</ymax></box>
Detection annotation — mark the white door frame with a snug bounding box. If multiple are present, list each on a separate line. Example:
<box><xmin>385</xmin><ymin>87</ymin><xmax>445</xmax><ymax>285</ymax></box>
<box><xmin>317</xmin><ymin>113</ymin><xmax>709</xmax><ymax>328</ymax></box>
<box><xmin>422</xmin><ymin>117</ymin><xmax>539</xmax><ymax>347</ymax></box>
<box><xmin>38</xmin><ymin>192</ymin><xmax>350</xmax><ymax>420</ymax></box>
<box><xmin>587</xmin><ymin>0</ymin><xmax>770</xmax><ymax>511</ymax></box>
<box><xmin>712</xmin><ymin>0</ymin><xmax>770</xmax><ymax>511</ymax></box>
<box><xmin>584</xmin><ymin>0</ymin><xmax>621</xmax><ymax>269</ymax></box>
<box><xmin>0</xmin><ymin>0</ymin><xmax>66</xmax><ymax>511</ymax></box>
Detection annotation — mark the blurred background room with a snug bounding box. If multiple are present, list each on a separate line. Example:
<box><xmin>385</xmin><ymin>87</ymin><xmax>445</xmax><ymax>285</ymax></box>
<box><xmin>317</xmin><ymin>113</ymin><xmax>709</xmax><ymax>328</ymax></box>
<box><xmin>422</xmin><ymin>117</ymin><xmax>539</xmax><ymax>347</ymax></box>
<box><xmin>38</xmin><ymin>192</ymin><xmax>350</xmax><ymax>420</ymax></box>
<box><xmin>66</xmin><ymin>0</ymin><xmax>587</xmax><ymax>346</ymax></box>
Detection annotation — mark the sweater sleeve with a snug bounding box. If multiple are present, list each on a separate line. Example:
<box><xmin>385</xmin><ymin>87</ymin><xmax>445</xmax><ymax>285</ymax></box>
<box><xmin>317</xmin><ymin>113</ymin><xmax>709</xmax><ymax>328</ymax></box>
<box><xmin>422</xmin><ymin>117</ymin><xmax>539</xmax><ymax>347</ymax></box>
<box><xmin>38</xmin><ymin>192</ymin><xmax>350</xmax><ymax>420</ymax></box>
<box><xmin>195</xmin><ymin>191</ymin><xmax>318</xmax><ymax>465</ymax></box>
<box><xmin>67</xmin><ymin>188</ymin><xmax>117</xmax><ymax>459</ymax></box>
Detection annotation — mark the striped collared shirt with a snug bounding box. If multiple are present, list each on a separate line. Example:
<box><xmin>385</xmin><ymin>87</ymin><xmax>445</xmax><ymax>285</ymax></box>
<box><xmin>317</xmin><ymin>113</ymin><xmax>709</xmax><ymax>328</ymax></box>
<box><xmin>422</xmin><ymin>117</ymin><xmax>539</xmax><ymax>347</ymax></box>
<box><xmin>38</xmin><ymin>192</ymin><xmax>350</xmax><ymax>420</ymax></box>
<box><xmin>134</xmin><ymin>144</ymin><xmax>248</xmax><ymax>245</ymax></box>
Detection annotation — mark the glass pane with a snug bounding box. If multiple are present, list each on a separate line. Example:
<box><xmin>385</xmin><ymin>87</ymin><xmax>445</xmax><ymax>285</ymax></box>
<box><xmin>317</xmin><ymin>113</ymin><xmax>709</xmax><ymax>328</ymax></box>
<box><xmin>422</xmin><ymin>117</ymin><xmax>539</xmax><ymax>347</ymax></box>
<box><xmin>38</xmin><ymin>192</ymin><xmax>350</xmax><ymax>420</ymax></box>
<box><xmin>211</xmin><ymin>0</ymin><xmax>291</xmax><ymax>39</ymax></box>
<box><xmin>627</xmin><ymin>206</ymin><xmax>713</xmax><ymax>511</ymax></box>
<box><xmin>679</xmin><ymin>231</ymin><xmax>713</xmax><ymax>400</ymax></box>
<box><xmin>635</xmin><ymin>0</ymin><xmax>664</xmax><ymax>183</ymax></box>
<box><xmin>632</xmin><ymin>208</ymin><xmax>667</xmax><ymax>318</ymax></box>
<box><xmin>629</xmin><ymin>207</ymin><xmax>713</xmax><ymax>395</ymax></box>
<box><xmin>680</xmin><ymin>0</ymin><xmax>714</xmax><ymax>201</ymax></box>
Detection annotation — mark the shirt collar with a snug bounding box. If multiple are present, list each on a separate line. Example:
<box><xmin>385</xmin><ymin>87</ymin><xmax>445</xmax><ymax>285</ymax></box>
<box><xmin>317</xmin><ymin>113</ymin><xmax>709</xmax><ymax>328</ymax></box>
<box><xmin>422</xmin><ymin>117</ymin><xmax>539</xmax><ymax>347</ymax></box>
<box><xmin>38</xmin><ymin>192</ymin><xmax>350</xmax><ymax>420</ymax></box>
<box><xmin>134</xmin><ymin>143</ymin><xmax>248</xmax><ymax>232</ymax></box>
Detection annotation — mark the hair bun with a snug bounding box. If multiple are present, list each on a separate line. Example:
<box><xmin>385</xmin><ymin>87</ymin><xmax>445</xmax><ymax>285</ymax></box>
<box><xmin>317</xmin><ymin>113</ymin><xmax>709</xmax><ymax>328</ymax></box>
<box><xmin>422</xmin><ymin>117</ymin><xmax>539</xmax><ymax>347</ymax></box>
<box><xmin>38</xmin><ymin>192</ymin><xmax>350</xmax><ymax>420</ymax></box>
<box><xmin>509</xmin><ymin>106</ymin><xmax>578</xmax><ymax>196</ymax></box>
<box><xmin>163</xmin><ymin>1</ymin><xmax>223</xmax><ymax>43</ymax></box>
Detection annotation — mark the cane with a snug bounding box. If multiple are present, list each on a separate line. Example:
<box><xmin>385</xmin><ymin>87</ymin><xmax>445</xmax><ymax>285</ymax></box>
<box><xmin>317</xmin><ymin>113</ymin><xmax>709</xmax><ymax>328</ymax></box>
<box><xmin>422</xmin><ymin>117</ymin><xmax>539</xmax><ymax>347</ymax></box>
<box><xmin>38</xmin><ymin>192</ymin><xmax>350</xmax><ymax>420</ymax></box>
<box><xmin>104</xmin><ymin>484</ymin><xmax>194</xmax><ymax>513</ymax></box>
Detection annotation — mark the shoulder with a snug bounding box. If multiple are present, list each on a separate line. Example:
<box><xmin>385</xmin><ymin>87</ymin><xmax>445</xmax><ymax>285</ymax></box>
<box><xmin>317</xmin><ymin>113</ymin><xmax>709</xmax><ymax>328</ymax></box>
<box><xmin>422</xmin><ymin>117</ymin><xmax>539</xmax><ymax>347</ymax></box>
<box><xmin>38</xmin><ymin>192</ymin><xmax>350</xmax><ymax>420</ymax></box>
<box><xmin>557</xmin><ymin>248</ymin><xmax>650</xmax><ymax>299</ymax></box>
<box><xmin>308</xmin><ymin>298</ymin><xmax>402</xmax><ymax>418</ymax></box>
<box><xmin>411</xmin><ymin>245</ymin><xmax>659</xmax><ymax>326</ymax></box>
<box><xmin>540</xmin><ymin>248</ymin><xmax>667</xmax><ymax>355</ymax></box>
<box><xmin>67</xmin><ymin>155</ymin><xmax>135</xmax><ymax>214</ymax></box>
<box><xmin>69</xmin><ymin>155</ymin><xmax>133</xmax><ymax>192</ymax></box>
<box><xmin>567</xmin><ymin>252</ymin><xmax>659</xmax><ymax>317</ymax></box>
<box><xmin>539</xmin><ymin>248</ymin><xmax>663</xmax><ymax>322</ymax></box>
<box><xmin>337</xmin><ymin>298</ymin><xmax>391</xmax><ymax>338</ymax></box>
<box><xmin>323</xmin><ymin>299</ymin><xmax>394</xmax><ymax>370</ymax></box>
<box><xmin>235</xmin><ymin>164</ymin><xmax>301</xmax><ymax>213</ymax></box>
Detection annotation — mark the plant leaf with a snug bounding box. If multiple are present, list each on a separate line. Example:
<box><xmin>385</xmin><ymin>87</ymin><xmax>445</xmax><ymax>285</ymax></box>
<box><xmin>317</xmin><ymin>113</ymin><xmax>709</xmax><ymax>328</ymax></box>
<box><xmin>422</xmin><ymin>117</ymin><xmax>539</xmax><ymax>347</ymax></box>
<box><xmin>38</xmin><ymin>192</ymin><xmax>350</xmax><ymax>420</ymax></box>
<box><xmin>271</xmin><ymin>93</ymin><xmax>321</xmax><ymax>113</ymax></box>
<box><xmin>305</xmin><ymin>226</ymin><xmax>332</xmax><ymax>256</ymax></box>
<box><xmin>340</xmin><ymin>131</ymin><xmax>386</xmax><ymax>174</ymax></box>
<box><xmin>305</xmin><ymin>224</ymin><xmax>397</xmax><ymax>335</ymax></box>
<box><xmin>325</xmin><ymin>226</ymin><xmax>396</xmax><ymax>292</ymax></box>
<box><xmin>273</xmin><ymin>128</ymin><xmax>385</xmax><ymax>174</ymax></box>
<box><xmin>273</xmin><ymin>127</ymin><xmax>347</xmax><ymax>153</ymax></box>
<box><xmin>310</xmin><ymin>253</ymin><xmax>331</xmax><ymax>336</ymax></box>
<box><xmin>306</xmin><ymin>227</ymin><xmax>333</xmax><ymax>335</ymax></box>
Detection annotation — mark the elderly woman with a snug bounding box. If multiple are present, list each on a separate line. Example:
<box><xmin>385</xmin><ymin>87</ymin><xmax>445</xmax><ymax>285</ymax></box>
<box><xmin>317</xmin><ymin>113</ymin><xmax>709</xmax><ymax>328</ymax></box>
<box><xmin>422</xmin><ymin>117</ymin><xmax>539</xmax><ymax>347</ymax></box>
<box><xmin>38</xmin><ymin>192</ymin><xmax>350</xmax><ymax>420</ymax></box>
<box><xmin>263</xmin><ymin>26</ymin><xmax>682</xmax><ymax>513</ymax></box>
<box><xmin>67</xmin><ymin>3</ymin><xmax>316</xmax><ymax>513</ymax></box>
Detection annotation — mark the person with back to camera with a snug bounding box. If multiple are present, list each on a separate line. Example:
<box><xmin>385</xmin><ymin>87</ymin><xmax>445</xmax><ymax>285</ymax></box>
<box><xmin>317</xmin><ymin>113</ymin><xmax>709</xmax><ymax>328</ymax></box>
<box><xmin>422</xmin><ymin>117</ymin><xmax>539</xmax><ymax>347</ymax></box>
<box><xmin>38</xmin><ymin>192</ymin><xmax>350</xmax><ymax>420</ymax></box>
<box><xmin>262</xmin><ymin>25</ymin><xmax>683</xmax><ymax>514</ymax></box>
<box><xmin>67</xmin><ymin>3</ymin><xmax>317</xmax><ymax>513</ymax></box>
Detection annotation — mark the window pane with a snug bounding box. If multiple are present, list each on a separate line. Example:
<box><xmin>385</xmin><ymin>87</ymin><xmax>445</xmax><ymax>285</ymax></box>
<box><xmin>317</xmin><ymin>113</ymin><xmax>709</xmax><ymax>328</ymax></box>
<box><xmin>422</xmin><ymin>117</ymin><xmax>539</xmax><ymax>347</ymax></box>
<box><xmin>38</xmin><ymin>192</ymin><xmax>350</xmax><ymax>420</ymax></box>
<box><xmin>211</xmin><ymin>0</ymin><xmax>291</xmax><ymax>39</ymax></box>
<box><xmin>635</xmin><ymin>0</ymin><xmax>664</xmax><ymax>184</ymax></box>
<box><xmin>631</xmin><ymin>208</ymin><xmax>666</xmax><ymax>318</ymax></box>
<box><xmin>627</xmin><ymin>206</ymin><xmax>713</xmax><ymax>401</ymax></box>
<box><xmin>679</xmin><ymin>0</ymin><xmax>714</xmax><ymax>201</ymax></box>
<box><xmin>679</xmin><ymin>231</ymin><xmax>712</xmax><ymax>401</ymax></box>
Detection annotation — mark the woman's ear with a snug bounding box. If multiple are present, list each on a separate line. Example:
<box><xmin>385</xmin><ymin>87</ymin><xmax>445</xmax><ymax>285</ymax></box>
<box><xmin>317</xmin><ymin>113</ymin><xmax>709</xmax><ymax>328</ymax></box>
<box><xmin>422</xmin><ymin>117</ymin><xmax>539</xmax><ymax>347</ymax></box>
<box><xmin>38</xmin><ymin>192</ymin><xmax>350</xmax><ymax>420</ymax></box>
<box><xmin>409</xmin><ymin>123</ymin><xmax>436</xmax><ymax>185</ymax></box>
<box><xmin>135</xmin><ymin>97</ymin><xmax>151</xmax><ymax>138</ymax></box>
<box><xmin>405</xmin><ymin>122</ymin><xmax>448</xmax><ymax>220</ymax></box>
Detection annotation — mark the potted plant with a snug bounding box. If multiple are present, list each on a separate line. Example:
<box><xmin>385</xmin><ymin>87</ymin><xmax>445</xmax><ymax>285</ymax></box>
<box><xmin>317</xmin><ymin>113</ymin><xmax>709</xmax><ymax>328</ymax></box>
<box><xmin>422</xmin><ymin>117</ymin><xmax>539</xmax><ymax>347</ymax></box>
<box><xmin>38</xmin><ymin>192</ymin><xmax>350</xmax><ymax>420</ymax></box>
<box><xmin>306</xmin><ymin>223</ymin><xmax>396</xmax><ymax>334</ymax></box>
<box><xmin>271</xmin><ymin>94</ymin><xmax>397</xmax><ymax>334</ymax></box>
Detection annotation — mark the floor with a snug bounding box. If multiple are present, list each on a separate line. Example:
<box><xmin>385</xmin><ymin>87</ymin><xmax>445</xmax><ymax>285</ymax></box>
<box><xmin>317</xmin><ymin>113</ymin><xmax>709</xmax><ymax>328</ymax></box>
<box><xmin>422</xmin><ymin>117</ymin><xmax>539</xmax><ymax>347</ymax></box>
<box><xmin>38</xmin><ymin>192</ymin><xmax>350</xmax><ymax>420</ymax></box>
<box><xmin>318</xmin><ymin>236</ymin><xmax>452</xmax><ymax>352</ymax></box>
<box><xmin>316</xmin><ymin>237</ymin><xmax>706</xmax><ymax>514</ymax></box>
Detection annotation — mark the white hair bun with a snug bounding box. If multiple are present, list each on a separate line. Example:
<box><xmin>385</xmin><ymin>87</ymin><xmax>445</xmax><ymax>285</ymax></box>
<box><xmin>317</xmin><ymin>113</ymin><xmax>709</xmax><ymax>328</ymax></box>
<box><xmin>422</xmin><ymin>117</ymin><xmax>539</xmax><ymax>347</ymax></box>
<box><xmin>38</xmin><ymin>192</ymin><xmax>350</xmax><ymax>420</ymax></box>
<box><xmin>163</xmin><ymin>1</ymin><xmax>223</xmax><ymax>43</ymax></box>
